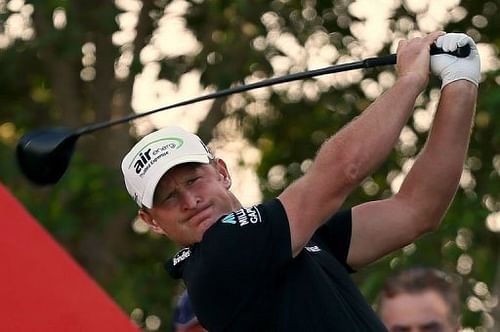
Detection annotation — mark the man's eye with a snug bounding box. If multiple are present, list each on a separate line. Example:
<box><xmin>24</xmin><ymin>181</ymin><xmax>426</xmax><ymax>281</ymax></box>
<box><xmin>187</xmin><ymin>177</ymin><xmax>200</xmax><ymax>185</ymax></box>
<box><xmin>162</xmin><ymin>192</ymin><xmax>176</xmax><ymax>202</ymax></box>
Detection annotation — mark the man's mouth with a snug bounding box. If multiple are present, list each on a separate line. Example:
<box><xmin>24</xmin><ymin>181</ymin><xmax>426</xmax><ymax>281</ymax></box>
<box><xmin>187</xmin><ymin>205</ymin><xmax>213</xmax><ymax>226</ymax></box>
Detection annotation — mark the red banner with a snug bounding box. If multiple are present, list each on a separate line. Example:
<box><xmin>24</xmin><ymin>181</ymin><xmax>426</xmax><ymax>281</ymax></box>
<box><xmin>0</xmin><ymin>183</ymin><xmax>139</xmax><ymax>331</ymax></box>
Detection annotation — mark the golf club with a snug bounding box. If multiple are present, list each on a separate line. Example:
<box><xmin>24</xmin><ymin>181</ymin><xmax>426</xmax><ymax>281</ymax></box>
<box><xmin>16</xmin><ymin>44</ymin><xmax>471</xmax><ymax>185</ymax></box>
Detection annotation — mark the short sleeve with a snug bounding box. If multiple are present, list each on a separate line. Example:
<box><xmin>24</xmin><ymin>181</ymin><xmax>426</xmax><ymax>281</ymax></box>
<box><xmin>313</xmin><ymin>209</ymin><xmax>353</xmax><ymax>270</ymax></box>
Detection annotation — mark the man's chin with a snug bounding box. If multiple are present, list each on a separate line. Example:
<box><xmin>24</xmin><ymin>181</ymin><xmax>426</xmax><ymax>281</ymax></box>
<box><xmin>198</xmin><ymin>217</ymin><xmax>217</xmax><ymax>233</ymax></box>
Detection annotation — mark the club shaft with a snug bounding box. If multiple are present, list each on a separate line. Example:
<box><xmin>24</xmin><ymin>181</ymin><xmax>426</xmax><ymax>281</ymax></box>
<box><xmin>74</xmin><ymin>60</ymin><xmax>373</xmax><ymax>136</ymax></box>
<box><xmin>74</xmin><ymin>44</ymin><xmax>470</xmax><ymax>136</ymax></box>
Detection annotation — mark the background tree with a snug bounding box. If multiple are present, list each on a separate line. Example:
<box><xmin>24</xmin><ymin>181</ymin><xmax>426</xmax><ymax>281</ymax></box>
<box><xmin>0</xmin><ymin>0</ymin><xmax>499</xmax><ymax>330</ymax></box>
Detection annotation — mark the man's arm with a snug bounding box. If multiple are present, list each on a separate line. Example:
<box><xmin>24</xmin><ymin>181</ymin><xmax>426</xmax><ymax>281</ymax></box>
<box><xmin>347</xmin><ymin>34</ymin><xmax>480</xmax><ymax>268</ymax></box>
<box><xmin>348</xmin><ymin>81</ymin><xmax>477</xmax><ymax>268</ymax></box>
<box><xmin>279</xmin><ymin>32</ymin><xmax>444</xmax><ymax>257</ymax></box>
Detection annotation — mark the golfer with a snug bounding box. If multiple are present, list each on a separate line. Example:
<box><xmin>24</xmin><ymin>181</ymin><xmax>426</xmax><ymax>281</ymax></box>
<box><xmin>121</xmin><ymin>32</ymin><xmax>479</xmax><ymax>331</ymax></box>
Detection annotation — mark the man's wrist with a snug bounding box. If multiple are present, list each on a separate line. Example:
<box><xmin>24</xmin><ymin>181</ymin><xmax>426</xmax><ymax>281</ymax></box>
<box><xmin>442</xmin><ymin>75</ymin><xmax>479</xmax><ymax>89</ymax></box>
<box><xmin>395</xmin><ymin>74</ymin><xmax>426</xmax><ymax>96</ymax></box>
<box><xmin>441</xmin><ymin>79</ymin><xmax>478</xmax><ymax>93</ymax></box>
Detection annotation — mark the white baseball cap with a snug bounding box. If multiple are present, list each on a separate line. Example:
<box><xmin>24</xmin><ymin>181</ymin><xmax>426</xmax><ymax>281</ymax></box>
<box><xmin>121</xmin><ymin>126</ymin><xmax>213</xmax><ymax>208</ymax></box>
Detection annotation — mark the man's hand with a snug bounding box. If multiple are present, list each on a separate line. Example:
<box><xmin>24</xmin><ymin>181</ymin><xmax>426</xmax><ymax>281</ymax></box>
<box><xmin>431</xmin><ymin>33</ymin><xmax>481</xmax><ymax>88</ymax></box>
<box><xmin>396</xmin><ymin>31</ymin><xmax>444</xmax><ymax>92</ymax></box>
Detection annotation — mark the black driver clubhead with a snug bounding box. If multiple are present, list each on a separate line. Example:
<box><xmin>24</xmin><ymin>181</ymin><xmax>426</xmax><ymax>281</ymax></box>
<box><xmin>16</xmin><ymin>128</ymin><xmax>79</xmax><ymax>185</ymax></box>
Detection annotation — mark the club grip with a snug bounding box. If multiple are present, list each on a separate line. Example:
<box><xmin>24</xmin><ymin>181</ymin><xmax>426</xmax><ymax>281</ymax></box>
<box><xmin>430</xmin><ymin>43</ymin><xmax>471</xmax><ymax>58</ymax></box>
<box><xmin>363</xmin><ymin>43</ymin><xmax>472</xmax><ymax>68</ymax></box>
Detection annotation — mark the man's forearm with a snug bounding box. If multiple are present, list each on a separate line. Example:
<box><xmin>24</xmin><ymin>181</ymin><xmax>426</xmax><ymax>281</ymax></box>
<box><xmin>397</xmin><ymin>80</ymin><xmax>477</xmax><ymax>226</ymax></box>
<box><xmin>313</xmin><ymin>75</ymin><xmax>423</xmax><ymax>191</ymax></box>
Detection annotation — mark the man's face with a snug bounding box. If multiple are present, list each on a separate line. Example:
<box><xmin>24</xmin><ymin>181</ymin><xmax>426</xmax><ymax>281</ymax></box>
<box><xmin>141</xmin><ymin>160</ymin><xmax>236</xmax><ymax>246</ymax></box>
<box><xmin>380</xmin><ymin>290</ymin><xmax>457</xmax><ymax>332</ymax></box>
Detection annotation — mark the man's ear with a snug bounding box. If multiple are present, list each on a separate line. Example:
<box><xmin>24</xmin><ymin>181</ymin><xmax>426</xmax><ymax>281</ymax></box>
<box><xmin>215</xmin><ymin>158</ymin><xmax>232</xmax><ymax>189</ymax></box>
<box><xmin>138</xmin><ymin>209</ymin><xmax>165</xmax><ymax>234</ymax></box>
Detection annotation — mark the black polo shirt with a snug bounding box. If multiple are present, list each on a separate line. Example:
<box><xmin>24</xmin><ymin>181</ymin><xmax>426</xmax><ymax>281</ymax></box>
<box><xmin>166</xmin><ymin>198</ymin><xmax>387</xmax><ymax>332</ymax></box>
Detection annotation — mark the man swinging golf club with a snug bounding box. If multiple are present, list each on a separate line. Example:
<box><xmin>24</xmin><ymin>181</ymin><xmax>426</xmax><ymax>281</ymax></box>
<box><xmin>121</xmin><ymin>32</ymin><xmax>480</xmax><ymax>331</ymax></box>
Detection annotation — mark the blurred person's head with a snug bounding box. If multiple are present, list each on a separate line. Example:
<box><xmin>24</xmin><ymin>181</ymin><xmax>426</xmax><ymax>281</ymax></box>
<box><xmin>378</xmin><ymin>267</ymin><xmax>460</xmax><ymax>332</ymax></box>
<box><xmin>173</xmin><ymin>291</ymin><xmax>207</xmax><ymax>332</ymax></box>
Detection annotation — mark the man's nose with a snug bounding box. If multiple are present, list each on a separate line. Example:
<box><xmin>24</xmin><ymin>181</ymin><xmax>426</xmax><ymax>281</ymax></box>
<box><xmin>180</xmin><ymin>189</ymin><xmax>199</xmax><ymax>209</ymax></box>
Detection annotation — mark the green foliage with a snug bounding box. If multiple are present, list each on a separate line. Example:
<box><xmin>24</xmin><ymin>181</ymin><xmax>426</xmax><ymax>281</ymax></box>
<box><xmin>1</xmin><ymin>0</ymin><xmax>500</xmax><ymax>330</ymax></box>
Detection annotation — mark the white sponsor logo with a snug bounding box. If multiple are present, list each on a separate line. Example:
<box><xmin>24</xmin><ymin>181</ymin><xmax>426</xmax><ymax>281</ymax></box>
<box><xmin>305</xmin><ymin>245</ymin><xmax>321</xmax><ymax>253</ymax></box>
<box><xmin>221</xmin><ymin>206</ymin><xmax>261</xmax><ymax>227</ymax></box>
<box><xmin>173</xmin><ymin>248</ymin><xmax>191</xmax><ymax>266</ymax></box>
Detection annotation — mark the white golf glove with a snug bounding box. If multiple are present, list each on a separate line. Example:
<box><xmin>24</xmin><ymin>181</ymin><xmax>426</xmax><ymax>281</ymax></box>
<box><xmin>430</xmin><ymin>33</ymin><xmax>480</xmax><ymax>88</ymax></box>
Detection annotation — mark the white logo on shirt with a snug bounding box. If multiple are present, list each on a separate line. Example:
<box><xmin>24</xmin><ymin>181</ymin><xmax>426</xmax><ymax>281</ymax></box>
<box><xmin>173</xmin><ymin>248</ymin><xmax>191</xmax><ymax>266</ymax></box>
<box><xmin>221</xmin><ymin>206</ymin><xmax>262</xmax><ymax>227</ymax></box>
<box><xmin>305</xmin><ymin>245</ymin><xmax>321</xmax><ymax>253</ymax></box>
